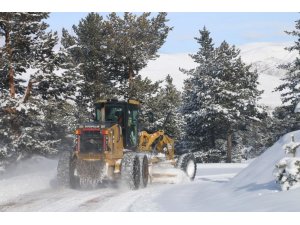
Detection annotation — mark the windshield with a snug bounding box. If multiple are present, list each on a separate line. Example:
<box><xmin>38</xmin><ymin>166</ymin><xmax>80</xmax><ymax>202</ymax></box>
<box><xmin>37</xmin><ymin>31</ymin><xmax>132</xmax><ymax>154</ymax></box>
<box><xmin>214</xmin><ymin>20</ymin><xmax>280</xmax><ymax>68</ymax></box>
<box><xmin>105</xmin><ymin>105</ymin><xmax>124</xmax><ymax>124</ymax></box>
<box><xmin>80</xmin><ymin>130</ymin><xmax>102</xmax><ymax>153</ymax></box>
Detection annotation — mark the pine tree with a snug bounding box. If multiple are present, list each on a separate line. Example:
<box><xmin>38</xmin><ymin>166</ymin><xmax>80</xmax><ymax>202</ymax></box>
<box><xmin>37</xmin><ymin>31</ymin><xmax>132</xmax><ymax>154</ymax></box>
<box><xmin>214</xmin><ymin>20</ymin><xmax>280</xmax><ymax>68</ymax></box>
<box><xmin>152</xmin><ymin>75</ymin><xmax>182</xmax><ymax>140</ymax></box>
<box><xmin>63</xmin><ymin>12</ymin><xmax>172</xmax><ymax>105</ymax></box>
<box><xmin>181</xmin><ymin>27</ymin><xmax>218</xmax><ymax>153</ymax></box>
<box><xmin>116</xmin><ymin>74</ymin><xmax>162</xmax><ymax>131</ymax></box>
<box><xmin>181</xmin><ymin>27</ymin><xmax>263</xmax><ymax>162</ymax></box>
<box><xmin>264</xmin><ymin>17</ymin><xmax>300</xmax><ymax>156</ymax></box>
<box><xmin>0</xmin><ymin>13</ymin><xmax>80</xmax><ymax>167</ymax></box>
<box><xmin>1</xmin><ymin>13</ymin><xmax>48</xmax><ymax>97</ymax></box>
<box><xmin>275</xmin><ymin>18</ymin><xmax>300</xmax><ymax>112</ymax></box>
<box><xmin>274</xmin><ymin>17</ymin><xmax>300</xmax><ymax>137</ymax></box>
<box><xmin>214</xmin><ymin>41</ymin><xmax>263</xmax><ymax>162</ymax></box>
<box><xmin>105</xmin><ymin>12</ymin><xmax>172</xmax><ymax>85</ymax></box>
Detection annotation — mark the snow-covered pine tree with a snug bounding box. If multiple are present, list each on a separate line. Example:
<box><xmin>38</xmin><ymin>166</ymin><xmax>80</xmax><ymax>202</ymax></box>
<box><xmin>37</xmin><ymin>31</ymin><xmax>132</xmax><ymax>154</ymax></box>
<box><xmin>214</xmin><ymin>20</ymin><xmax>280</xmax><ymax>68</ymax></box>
<box><xmin>214</xmin><ymin>41</ymin><xmax>263</xmax><ymax>162</ymax></box>
<box><xmin>71</xmin><ymin>13</ymin><xmax>114</xmax><ymax>103</ymax></box>
<box><xmin>104</xmin><ymin>12</ymin><xmax>172</xmax><ymax>87</ymax></box>
<box><xmin>275</xmin><ymin>18</ymin><xmax>300</xmax><ymax>111</ymax></box>
<box><xmin>274</xmin><ymin>17</ymin><xmax>300</xmax><ymax>134</ymax></box>
<box><xmin>120</xmin><ymin>74</ymin><xmax>182</xmax><ymax>143</ymax></box>
<box><xmin>117</xmin><ymin>74</ymin><xmax>162</xmax><ymax>131</ymax></box>
<box><xmin>181</xmin><ymin>27</ymin><xmax>262</xmax><ymax>162</ymax></box>
<box><xmin>64</xmin><ymin>12</ymin><xmax>172</xmax><ymax>104</ymax></box>
<box><xmin>181</xmin><ymin>27</ymin><xmax>219</xmax><ymax>154</ymax></box>
<box><xmin>59</xmin><ymin>28</ymin><xmax>87</xmax><ymax>124</ymax></box>
<box><xmin>0</xmin><ymin>13</ymin><xmax>50</xmax><ymax>97</ymax></box>
<box><xmin>0</xmin><ymin>13</ymin><xmax>81</xmax><ymax>168</ymax></box>
<box><xmin>152</xmin><ymin>75</ymin><xmax>183</xmax><ymax>141</ymax></box>
<box><xmin>0</xmin><ymin>12</ymin><xmax>58</xmax><ymax>164</ymax></box>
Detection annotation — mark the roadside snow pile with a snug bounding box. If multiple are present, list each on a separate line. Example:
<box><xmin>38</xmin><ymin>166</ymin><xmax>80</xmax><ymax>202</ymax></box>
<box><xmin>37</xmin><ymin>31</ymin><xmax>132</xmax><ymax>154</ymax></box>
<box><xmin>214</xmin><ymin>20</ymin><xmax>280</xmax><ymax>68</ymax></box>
<box><xmin>228</xmin><ymin>130</ymin><xmax>300</xmax><ymax>191</ymax></box>
<box><xmin>0</xmin><ymin>156</ymin><xmax>57</xmax><ymax>204</ymax></box>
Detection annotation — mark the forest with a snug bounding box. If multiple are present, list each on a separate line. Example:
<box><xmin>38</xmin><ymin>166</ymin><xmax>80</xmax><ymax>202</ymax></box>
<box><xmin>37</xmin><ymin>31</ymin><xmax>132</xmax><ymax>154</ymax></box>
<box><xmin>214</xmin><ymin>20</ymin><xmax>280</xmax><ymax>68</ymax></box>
<box><xmin>1</xmin><ymin>12</ymin><xmax>300</xmax><ymax>170</ymax></box>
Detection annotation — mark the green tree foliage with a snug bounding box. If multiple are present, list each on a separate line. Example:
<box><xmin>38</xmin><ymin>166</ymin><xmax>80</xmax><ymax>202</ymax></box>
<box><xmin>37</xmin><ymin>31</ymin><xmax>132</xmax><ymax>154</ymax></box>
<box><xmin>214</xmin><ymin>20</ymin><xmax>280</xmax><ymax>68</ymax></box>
<box><xmin>152</xmin><ymin>75</ymin><xmax>182</xmax><ymax>140</ymax></box>
<box><xmin>181</xmin><ymin>27</ymin><xmax>263</xmax><ymax>162</ymax></box>
<box><xmin>61</xmin><ymin>12</ymin><xmax>172</xmax><ymax>106</ymax></box>
<box><xmin>0</xmin><ymin>13</ymin><xmax>78</xmax><ymax>167</ymax></box>
<box><xmin>273</xmin><ymin>18</ymin><xmax>300</xmax><ymax>139</ymax></box>
<box><xmin>276</xmin><ymin>18</ymin><xmax>300</xmax><ymax>111</ymax></box>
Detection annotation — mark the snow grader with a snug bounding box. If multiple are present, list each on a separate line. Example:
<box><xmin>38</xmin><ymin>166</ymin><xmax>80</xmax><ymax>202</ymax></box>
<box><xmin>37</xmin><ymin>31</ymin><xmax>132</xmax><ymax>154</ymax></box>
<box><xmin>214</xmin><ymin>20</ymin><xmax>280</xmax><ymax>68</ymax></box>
<box><xmin>57</xmin><ymin>99</ymin><xmax>196</xmax><ymax>189</ymax></box>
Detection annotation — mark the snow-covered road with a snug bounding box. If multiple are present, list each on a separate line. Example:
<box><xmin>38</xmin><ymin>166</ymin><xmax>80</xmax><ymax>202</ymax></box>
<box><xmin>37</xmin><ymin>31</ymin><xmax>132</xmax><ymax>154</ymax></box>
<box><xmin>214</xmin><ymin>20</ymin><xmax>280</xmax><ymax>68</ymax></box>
<box><xmin>3</xmin><ymin>130</ymin><xmax>300</xmax><ymax>212</ymax></box>
<box><xmin>0</xmin><ymin>157</ymin><xmax>247</xmax><ymax>212</ymax></box>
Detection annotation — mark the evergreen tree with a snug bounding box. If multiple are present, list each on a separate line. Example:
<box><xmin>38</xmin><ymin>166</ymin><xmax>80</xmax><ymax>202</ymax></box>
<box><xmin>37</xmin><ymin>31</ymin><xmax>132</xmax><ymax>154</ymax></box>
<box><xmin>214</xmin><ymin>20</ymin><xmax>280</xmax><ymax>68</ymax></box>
<box><xmin>274</xmin><ymin>17</ymin><xmax>300</xmax><ymax>137</ymax></box>
<box><xmin>105</xmin><ymin>12</ymin><xmax>172</xmax><ymax>84</ymax></box>
<box><xmin>0</xmin><ymin>13</ymin><xmax>80</xmax><ymax>167</ymax></box>
<box><xmin>152</xmin><ymin>75</ymin><xmax>182</xmax><ymax>140</ymax></box>
<box><xmin>117</xmin><ymin>74</ymin><xmax>162</xmax><ymax>131</ymax></box>
<box><xmin>275</xmin><ymin>18</ymin><xmax>300</xmax><ymax>112</ymax></box>
<box><xmin>181</xmin><ymin>27</ymin><xmax>262</xmax><ymax>162</ymax></box>
<box><xmin>181</xmin><ymin>27</ymin><xmax>218</xmax><ymax>153</ymax></box>
<box><xmin>214</xmin><ymin>41</ymin><xmax>263</xmax><ymax>162</ymax></box>
<box><xmin>0</xmin><ymin>12</ymin><xmax>50</xmax><ymax>97</ymax></box>
<box><xmin>63</xmin><ymin>12</ymin><xmax>172</xmax><ymax>106</ymax></box>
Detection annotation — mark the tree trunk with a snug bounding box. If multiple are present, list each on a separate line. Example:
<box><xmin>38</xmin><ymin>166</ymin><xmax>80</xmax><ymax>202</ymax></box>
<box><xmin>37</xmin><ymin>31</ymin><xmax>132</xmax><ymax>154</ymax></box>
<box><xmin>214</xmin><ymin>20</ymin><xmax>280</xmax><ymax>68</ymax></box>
<box><xmin>5</xmin><ymin>26</ymin><xmax>15</xmax><ymax>98</ymax></box>
<box><xmin>128</xmin><ymin>61</ymin><xmax>134</xmax><ymax>98</ymax></box>
<box><xmin>23</xmin><ymin>80</ymin><xmax>34</xmax><ymax>103</ymax></box>
<box><xmin>128</xmin><ymin>64</ymin><xmax>134</xmax><ymax>88</ymax></box>
<box><xmin>226</xmin><ymin>128</ymin><xmax>232</xmax><ymax>163</ymax></box>
<box><xmin>210</xmin><ymin>128</ymin><xmax>215</xmax><ymax>148</ymax></box>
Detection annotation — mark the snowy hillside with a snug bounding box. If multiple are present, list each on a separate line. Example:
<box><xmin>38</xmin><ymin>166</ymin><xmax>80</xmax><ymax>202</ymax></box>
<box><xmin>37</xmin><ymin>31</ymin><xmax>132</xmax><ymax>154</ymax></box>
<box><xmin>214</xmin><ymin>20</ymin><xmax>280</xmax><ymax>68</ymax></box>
<box><xmin>1</xmin><ymin>131</ymin><xmax>300</xmax><ymax>211</ymax></box>
<box><xmin>240</xmin><ymin>42</ymin><xmax>297</xmax><ymax>77</ymax></box>
<box><xmin>141</xmin><ymin>42</ymin><xmax>296</xmax><ymax>108</ymax></box>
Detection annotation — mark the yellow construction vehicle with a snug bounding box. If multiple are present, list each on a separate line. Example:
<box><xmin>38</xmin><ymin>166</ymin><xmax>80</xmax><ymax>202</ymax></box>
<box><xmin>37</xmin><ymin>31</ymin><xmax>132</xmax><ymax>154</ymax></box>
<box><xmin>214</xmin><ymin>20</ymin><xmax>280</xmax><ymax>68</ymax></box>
<box><xmin>57</xmin><ymin>99</ymin><xmax>196</xmax><ymax>189</ymax></box>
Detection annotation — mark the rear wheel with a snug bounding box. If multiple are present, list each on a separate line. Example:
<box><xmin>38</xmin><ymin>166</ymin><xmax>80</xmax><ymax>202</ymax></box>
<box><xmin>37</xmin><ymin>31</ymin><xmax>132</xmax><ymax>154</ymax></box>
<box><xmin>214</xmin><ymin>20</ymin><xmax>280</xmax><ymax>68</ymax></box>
<box><xmin>176</xmin><ymin>153</ymin><xmax>197</xmax><ymax>180</ymax></box>
<box><xmin>121</xmin><ymin>152</ymin><xmax>141</xmax><ymax>190</ymax></box>
<box><xmin>139</xmin><ymin>155</ymin><xmax>149</xmax><ymax>188</ymax></box>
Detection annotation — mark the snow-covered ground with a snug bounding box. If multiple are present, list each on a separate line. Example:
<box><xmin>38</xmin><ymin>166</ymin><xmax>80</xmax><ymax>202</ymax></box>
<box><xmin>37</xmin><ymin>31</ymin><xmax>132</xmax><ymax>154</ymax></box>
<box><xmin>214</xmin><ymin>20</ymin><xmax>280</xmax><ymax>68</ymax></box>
<box><xmin>0</xmin><ymin>157</ymin><xmax>246</xmax><ymax>212</ymax></box>
<box><xmin>2</xmin><ymin>130</ymin><xmax>300</xmax><ymax>212</ymax></box>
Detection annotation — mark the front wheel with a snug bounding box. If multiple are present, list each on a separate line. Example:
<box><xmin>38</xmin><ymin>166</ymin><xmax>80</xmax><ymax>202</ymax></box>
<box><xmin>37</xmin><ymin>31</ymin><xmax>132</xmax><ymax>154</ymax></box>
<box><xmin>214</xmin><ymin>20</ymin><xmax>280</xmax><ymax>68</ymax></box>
<box><xmin>139</xmin><ymin>155</ymin><xmax>149</xmax><ymax>188</ymax></box>
<box><xmin>57</xmin><ymin>151</ymin><xmax>79</xmax><ymax>188</ymax></box>
<box><xmin>176</xmin><ymin>153</ymin><xmax>197</xmax><ymax>181</ymax></box>
<box><xmin>121</xmin><ymin>153</ymin><xmax>141</xmax><ymax>190</ymax></box>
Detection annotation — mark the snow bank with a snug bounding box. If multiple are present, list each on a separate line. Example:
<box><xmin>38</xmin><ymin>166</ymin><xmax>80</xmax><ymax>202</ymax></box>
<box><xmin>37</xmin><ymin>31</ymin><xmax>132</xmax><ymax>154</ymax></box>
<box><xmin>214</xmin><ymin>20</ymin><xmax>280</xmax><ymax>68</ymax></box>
<box><xmin>146</xmin><ymin>131</ymin><xmax>300</xmax><ymax>211</ymax></box>
<box><xmin>228</xmin><ymin>131</ymin><xmax>300</xmax><ymax>190</ymax></box>
<box><xmin>0</xmin><ymin>156</ymin><xmax>57</xmax><ymax>204</ymax></box>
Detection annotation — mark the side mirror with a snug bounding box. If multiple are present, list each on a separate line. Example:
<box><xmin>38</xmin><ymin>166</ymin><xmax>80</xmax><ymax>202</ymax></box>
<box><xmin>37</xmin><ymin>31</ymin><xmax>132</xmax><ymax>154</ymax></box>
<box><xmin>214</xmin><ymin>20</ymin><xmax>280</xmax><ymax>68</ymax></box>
<box><xmin>148</xmin><ymin>112</ymin><xmax>154</xmax><ymax>123</ymax></box>
<box><xmin>89</xmin><ymin>110</ymin><xmax>96</xmax><ymax>122</ymax></box>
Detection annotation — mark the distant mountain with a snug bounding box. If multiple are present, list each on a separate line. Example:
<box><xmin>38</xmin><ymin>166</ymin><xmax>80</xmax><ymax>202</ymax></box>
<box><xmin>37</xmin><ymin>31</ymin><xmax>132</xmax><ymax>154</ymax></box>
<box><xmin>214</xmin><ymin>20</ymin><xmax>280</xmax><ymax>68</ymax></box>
<box><xmin>141</xmin><ymin>42</ymin><xmax>297</xmax><ymax>108</ymax></box>
<box><xmin>239</xmin><ymin>42</ymin><xmax>297</xmax><ymax>77</ymax></box>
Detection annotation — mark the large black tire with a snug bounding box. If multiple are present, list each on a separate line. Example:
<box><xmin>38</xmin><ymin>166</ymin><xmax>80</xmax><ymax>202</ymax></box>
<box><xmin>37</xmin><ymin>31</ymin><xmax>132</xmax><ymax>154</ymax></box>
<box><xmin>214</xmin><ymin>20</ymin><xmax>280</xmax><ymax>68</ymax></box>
<box><xmin>121</xmin><ymin>152</ymin><xmax>141</xmax><ymax>190</ymax></box>
<box><xmin>139</xmin><ymin>155</ymin><xmax>149</xmax><ymax>188</ymax></box>
<box><xmin>57</xmin><ymin>151</ymin><xmax>79</xmax><ymax>188</ymax></box>
<box><xmin>70</xmin><ymin>157</ymin><xmax>80</xmax><ymax>189</ymax></box>
<box><xmin>57</xmin><ymin>151</ymin><xmax>72</xmax><ymax>187</ymax></box>
<box><xmin>176</xmin><ymin>153</ymin><xmax>197</xmax><ymax>181</ymax></box>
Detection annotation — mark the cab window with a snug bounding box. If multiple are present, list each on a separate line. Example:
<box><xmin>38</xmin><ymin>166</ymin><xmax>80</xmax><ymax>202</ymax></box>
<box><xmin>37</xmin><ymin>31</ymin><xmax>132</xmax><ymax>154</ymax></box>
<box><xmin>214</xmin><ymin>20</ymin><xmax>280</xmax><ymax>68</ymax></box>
<box><xmin>128</xmin><ymin>106</ymin><xmax>138</xmax><ymax>146</ymax></box>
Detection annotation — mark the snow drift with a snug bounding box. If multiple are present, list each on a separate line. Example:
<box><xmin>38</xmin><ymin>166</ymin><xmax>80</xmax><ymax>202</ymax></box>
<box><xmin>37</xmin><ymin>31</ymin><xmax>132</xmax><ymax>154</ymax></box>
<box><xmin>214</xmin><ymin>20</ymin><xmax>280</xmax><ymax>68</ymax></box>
<box><xmin>150</xmin><ymin>130</ymin><xmax>300</xmax><ymax>211</ymax></box>
<box><xmin>228</xmin><ymin>131</ymin><xmax>300</xmax><ymax>190</ymax></box>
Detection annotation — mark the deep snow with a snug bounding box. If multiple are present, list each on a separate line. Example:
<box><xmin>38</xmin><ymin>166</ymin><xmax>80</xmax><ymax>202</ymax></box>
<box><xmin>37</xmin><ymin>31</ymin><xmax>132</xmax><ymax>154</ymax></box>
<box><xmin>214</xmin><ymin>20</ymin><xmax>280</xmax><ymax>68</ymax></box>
<box><xmin>1</xmin><ymin>131</ymin><xmax>300</xmax><ymax>212</ymax></box>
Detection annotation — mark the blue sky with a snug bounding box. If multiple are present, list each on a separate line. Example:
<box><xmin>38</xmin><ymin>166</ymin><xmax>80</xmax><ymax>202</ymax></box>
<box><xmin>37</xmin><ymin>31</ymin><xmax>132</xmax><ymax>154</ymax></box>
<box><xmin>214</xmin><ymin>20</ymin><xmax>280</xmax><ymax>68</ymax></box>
<box><xmin>47</xmin><ymin>12</ymin><xmax>299</xmax><ymax>54</ymax></box>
